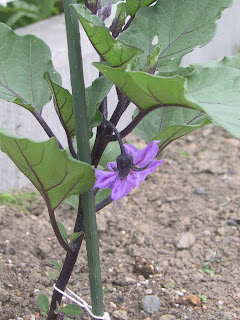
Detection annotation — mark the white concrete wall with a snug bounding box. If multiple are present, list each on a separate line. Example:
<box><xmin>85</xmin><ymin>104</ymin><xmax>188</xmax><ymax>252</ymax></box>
<box><xmin>0</xmin><ymin>1</ymin><xmax>240</xmax><ymax>192</ymax></box>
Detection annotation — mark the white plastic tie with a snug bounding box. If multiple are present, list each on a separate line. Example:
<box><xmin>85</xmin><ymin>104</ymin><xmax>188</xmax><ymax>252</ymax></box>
<box><xmin>53</xmin><ymin>284</ymin><xmax>111</xmax><ymax>320</ymax></box>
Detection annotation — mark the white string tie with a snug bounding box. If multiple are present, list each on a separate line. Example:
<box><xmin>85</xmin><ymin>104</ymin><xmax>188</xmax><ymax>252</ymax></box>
<box><xmin>53</xmin><ymin>284</ymin><xmax>111</xmax><ymax>320</ymax></box>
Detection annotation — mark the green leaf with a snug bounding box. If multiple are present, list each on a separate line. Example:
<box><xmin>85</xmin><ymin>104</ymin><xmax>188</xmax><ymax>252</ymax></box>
<box><xmin>56</xmin><ymin>220</ymin><xmax>68</xmax><ymax>242</ymax></box>
<box><xmin>119</xmin><ymin>0</ymin><xmax>233</xmax><ymax>71</ymax></box>
<box><xmin>37</xmin><ymin>294</ymin><xmax>49</xmax><ymax>313</ymax></box>
<box><xmin>85</xmin><ymin>76</ymin><xmax>113</xmax><ymax>136</ymax></box>
<box><xmin>0</xmin><ymin>23</ymin><xmax>61</xmax><ymax>112</ymax></box>
<box><xmin>109</xmin><ymin>2</ymin><xmax>127</xmax><ymax>38</ymax></box>
<box><xmin>95</xmin><ymin>56</ymin><xmax>240</xmax><ymax>139</ymax></box>
<box><xmin>44</xmin><ymin>73</ymin><xmax>113</xmax><ymax>137</ymax></box>
<box><xmin>134</xmin><ymin>108</ymin><xmax>211</xmax><ymax>147</ymax></box>
<box><xmin>94</xmin><ymin>63</ymin><xmax>196</xmax><ymax>111</ymax></box>
<box><xmin>126</xmin><ymin>0</ymin><xmax>156</xmax><ymax>17</ymax></box>
<box><xmin>98</xmin><ymin>141</ymin><xmax>120</xmax><ymax>169</ymax></box>
<box><xmin>0</xmin><ymin>128</ymin><xmax>95</xmax><ymax>210</ymax></box>
<box><xmin>96</xmin><ymin>188</ymin><xmax>111</xmax><ymax>204</ymax></box>
<box><xmin>70</xmin><ymin>231</ymin><xmax>84</xmax><ymax>243</ymax></box>
<box><xmin>63</xmin><ymin>194</ymin><xmax>79</xmax><ymax>212</ymax></box>
<box><xmin>185</xmin><ymin>62</ymin><xmax>240</xmax><ymax>139</ymax></box>
<box><xmin>72</xmin><ymin>4</ymin><xmax>143</xmax><ymax>67</ymax></box>
<box><xmin>48</xmin><ymin>259</ymin><xmax>62</xmax><ymax>272</ymax></box>
<box><xmin>61</xmin><ymin>304</ymin><xmax>83</xmax><ymax>317</ymax></box>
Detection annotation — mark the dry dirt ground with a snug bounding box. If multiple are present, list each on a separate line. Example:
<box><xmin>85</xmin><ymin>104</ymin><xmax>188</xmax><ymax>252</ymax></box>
<box><xmin>0</xmin><ymin>126</ymin><xmax>240</xmax><ymax>320</ymax></box>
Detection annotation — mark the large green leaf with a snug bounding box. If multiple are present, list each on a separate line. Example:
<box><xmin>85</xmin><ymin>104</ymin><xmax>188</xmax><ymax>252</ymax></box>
<box><xmin>0</xmin><ymin>23</ymin><xmax>61</xmax><ymax>113</ymax></box>
<box><xmin>134</xmin><ymin>107</ymin><xmax>211</xmax><ymax>147</ymax></box>
<box><xmin>119</xmin><ymin>0</ymin><xmax>233</xmax><ymax>71</ymax></box>
<box><xmin>0</xmin><ymin>127</ymin><xmax>95</xmax><ymax>210</ymax></box>
<box><xmin>94</xmin><ymin>62</ymin><xmax>196</xmax><ymax>110</ymax></box>
<box><xmin>126</xmin><ymin>0</ymin><xmax>157</xmax><ymax>17</ymax></box>
<box><xmin>185</xmin><ymin>63</ymin><xmax>240</xmax><ymax>139</ymax></box>
<box><xmin>94</xmin><ymin>55</ymin><xmax>240</xmax><ymax>139</ymax></box>
<box><xmin>72</xmin><ymin>4</ymin><xmax>143</xmax><ymax>67</ymax></box>
<box><xmin>44</xmin><ymin>73</ymin><xmax>113</xmax><ymax>137</ymax></box>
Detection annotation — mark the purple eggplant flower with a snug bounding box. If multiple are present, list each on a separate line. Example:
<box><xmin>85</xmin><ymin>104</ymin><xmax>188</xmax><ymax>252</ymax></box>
<box><xmin>93</xmin><ymin>140</ymin><xmax>164</xmax><ymax>204</ymax></box>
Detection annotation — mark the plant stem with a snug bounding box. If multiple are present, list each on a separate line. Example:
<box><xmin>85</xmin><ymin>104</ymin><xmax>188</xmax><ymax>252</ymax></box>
<box><xmin>47</xmin><ymin>199</ymin><xmax>84</xmax><ymax>320</ymax></box>
<box><xmin>33</xmin><ymin>111</ymin><xmax>64</xmax><ymax>149</ymax></box>
<box><xmin>63</xmin><ymin>0</ymin><xmax>104</xmax><ymax>317</ymax></box>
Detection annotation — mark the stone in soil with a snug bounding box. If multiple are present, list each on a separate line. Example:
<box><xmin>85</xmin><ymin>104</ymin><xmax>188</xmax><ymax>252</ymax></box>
<box><xmin>141</xmin><ymin>295</ymin><xmax>160</xmax><ymax>314</ymax></box>
<box><xmin>113</xmin><ymin>309</ymin><xmax>128</xmax><ymax>320</ymax></box>
<box><xmin>176</xmin><ymin>232</ymin><xmax>195</xmax><ymax>249</ymax></box>
<box><xmin>159</xmin><ymin>315</ymin><xmax>176</xmax><ymax>320</ymax></box>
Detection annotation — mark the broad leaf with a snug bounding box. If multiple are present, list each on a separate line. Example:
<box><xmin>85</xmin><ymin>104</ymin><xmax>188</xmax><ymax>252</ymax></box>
<box><xmin>119</xmin><ymin>0</ymin><xmax>233</xmax><ymax>71</ymax></box>
<box><xmin>72</xmin><ymin>4</ymin><xmax>143</xmax><ymax>67</ymax></box>
<box><xmin>109</xmin><ymin>2</ymin><xmax>127</xmax><ymax>38</ymax></box>
<box><xmin>134</xmin><ymin>107</ymin><xmax>211</xmax><ymax>147</ymax></box>
<box><xmin>126</xmin><ymin>0</ymin><xmax>156</xmax><ymax>17</ymax></box>
<box><xmin>37</xmin><ymin>294</ymin><xmax>49</xmax><ymax>313</ymax></box>
<box><xmin>61</xmin><ymin>304</ymin><xmax>83</xmax><ymax>317</ymax></box>
<box><xmin>44</xmin><ymin>73</ymin><xmax>113</xmax><ymax>137</ymax></box>
<box><xmin>0</xmin><ymin>23</ymin><xmax>61</xmax><ymax>113</ymax></box>
<box><xmin>94</xmin><ymin>63</ymin><xmax>196</xmax><ymax>111</ymax></box>
<box><xmin>186</xmin><ymin>63</ymin><xmax>240</xmax><ymax>139</ymax></box>
<box><xmin>0</xmin><ymin>128</ymin><xmax>95</xmax><ymax>210</ymax></box>
<box><xmin>94</xmin><ymin>57</ymin><xmax>240</xmax><ymax>139</ymax></box>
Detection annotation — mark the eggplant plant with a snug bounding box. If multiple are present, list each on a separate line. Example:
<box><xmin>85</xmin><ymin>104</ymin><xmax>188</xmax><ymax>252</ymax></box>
<box><xmin>0</xmin><ymin>0</ymin><xmax>239</xmax><ymax>319</ymax></box>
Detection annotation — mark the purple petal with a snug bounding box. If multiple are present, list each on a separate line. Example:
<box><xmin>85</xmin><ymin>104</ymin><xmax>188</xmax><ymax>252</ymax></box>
<box><xmin>93</xmin><ymin>169</ymin><xmax>118</xmax><ymax>189</ymax></box>
<box><xmin>135</xmin><ymin>159</ymin><xmax>164</xmax><ymax>182</ymax></box>
<box><xmin>133</xmin><ymin>140</ymin><xmax>161</xmax><ymax>166</ymax></box>
<box><xmin>124</xmin><ymin>144</ymin><xmax>139</xmax><ymax>158</ymax></box>
<box><xmin>127</xmin><ymin>171</ymin><xmax>141</xmax><ymax>188</ymax></box>
<box><xmin>111</xmin><ymin>177</ymin><xmax>132</xmax><ymax>204</ymax></box>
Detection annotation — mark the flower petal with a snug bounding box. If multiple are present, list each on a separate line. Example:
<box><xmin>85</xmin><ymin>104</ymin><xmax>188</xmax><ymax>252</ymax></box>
<box><xmin>135</xmin><ymin>160</ymin><xmax>164</xmax><ymax>183</ymax></box>
<box><xmin>132</xmin><ymin>140</ymin><xmax>161</xmax><ymax>166</ymax></box>
<box><xmin>111</xmin><ymin>177</ymin><xmax>132</xmax><ymax>204</ymax></box>
<box><xmin>93</xmin><ymin>169</ymin><xmax>118</xmax><ymax>189</ymax></box>
<box><xmin>123</xmin><ymin>144</ymin><xmax>139</xmax><ymax>158</ymax></box>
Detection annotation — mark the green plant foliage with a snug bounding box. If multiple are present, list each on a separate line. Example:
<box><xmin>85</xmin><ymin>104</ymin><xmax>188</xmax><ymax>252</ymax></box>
<box><xmin>72</xmin><ymin>4</ymin><xmax>143</xmax><ymax>67</ymax></box>
<box><xmin>119</xmin><ymin>0</ymin><xmax>233</xmax><ymax>71</ymax></box>
<box><xmin>0</xmin><ymin>127</ymin><xmax>95</xmax><ymax>210</ymax></box>
<box><xmin>37</xmin><ymin>293</ymin><xmax>49</xmax><ymax>314</ymax></box>
<box><xmin>48</xmin><ymin>259</ymin><xmax>62</xmax><ymax>272</ymax></box>
<box><xmin>126</xmin><ymin>0</ymin><xmax>156</xmax><ymax>17</ymax></box>
<box><xmin>94</xmin><ymin>57</ymin><xmax>240</xmax><ymax>139</ymax></box>
<box><xmin>94</xmin><ymin>63</ymin><xmax>196</xmax><ymax>110</ymax></box>
<box><xmin>0</xmin><ymin>23</ymin><xmax>61</xmax><ymax>113</ymax></box>
<box><xmin>0</xmin><ymin>190</ymin><xmax>40</xmax><ymax>210</ymax></box>
<box><xmin>60</xmin><ymin>304</ymin><xmax>83</xmax><ymax>317</ymax></box>
<box><xmin>134</xmin><ymin>108</ymin><xmax>211</xmax><ymax>147</ymax></box>
<box><xmin>109</xmin><ymin>2</ymin><xmax>127</xmax><ymax>37</ymax></box>
<box><xmin>56</xmin><ymin>220</ymin><xmax>68</xmax><ymax>242</ymax></box>
<box><xmin>44</xmin><ymin>73</ymin><xmax>113</xmax><ymax>137</ymax></box>
<box><xmin>0</xmin><ymin>0</ymin><xmax>63</xmax><ymax>30</ymax></box>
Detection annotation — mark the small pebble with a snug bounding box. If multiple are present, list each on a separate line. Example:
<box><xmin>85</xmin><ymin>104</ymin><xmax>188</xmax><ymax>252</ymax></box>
<box><xmin>141</xmin><ymin>295</ymin><xmax>160</xmax><ymax>314</ymax></box>
<box><xmin>113</xmin><ymin>309</ymin><xmax>128</xmax><ymax>320</ymax></box>
<box><xmin>176</xmin><ymin>232</ymin><xmax>195</xmax><ymax>249</ymax></box>
<box><xmin>159</xmin><ymin>315</ymin><xmax>176</xmax><ymax>320</ymax></box>
<box><xmin>145</xmin><ymin>289</ymin><xmax>153</xmax><ymax>295</ymax></box>
<box><xmin>194</xmin><ymin>186</ymin><xmax>206</xmax><ymax>195</ymax></box>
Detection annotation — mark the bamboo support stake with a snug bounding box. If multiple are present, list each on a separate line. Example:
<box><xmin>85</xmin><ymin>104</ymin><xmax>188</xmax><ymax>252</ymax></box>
<box><xmin>62</xmin><ymin>0</ymin><xmax>104</xmax><ymax>316</ymax></box>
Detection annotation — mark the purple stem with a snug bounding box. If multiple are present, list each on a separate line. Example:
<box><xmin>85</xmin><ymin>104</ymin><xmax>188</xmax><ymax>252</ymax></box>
<box><xmin>33</xmin><ymin>111</ymin><xmax>64</xmax><ymax>150</ymax></box>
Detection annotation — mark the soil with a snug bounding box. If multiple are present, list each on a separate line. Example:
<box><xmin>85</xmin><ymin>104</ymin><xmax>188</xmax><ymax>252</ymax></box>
<box><xmin>0</xmin><ymin>126</ymin><xmax>240</xmax><ymax>320</ymax></box>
